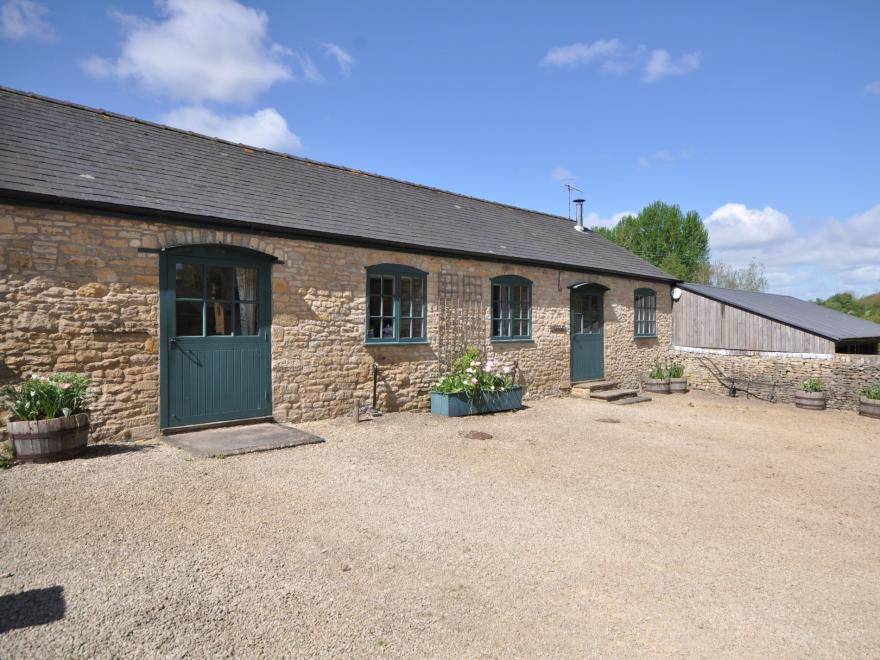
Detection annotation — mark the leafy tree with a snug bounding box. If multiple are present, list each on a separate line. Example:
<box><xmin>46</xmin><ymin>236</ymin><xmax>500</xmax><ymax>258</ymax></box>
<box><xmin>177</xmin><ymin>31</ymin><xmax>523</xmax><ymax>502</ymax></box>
<box><xmin>695</xmin><ymin>259</ymin><xmax>768</xmax><ymax>292</ymax></box>
<box><xmin>815</xmin><ymin>292</ymin><xmax>880</xmax><ymax>323</ymax></box>
<box><xmin>594</xmin><ymin>201</ymin><xmax>709</xmax><ymax>281</ymax></box>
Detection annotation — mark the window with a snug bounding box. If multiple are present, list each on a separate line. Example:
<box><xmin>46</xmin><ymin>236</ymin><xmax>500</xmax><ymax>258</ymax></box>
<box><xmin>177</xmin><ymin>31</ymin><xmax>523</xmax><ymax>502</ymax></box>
<box><xmin>365</xmin><ymin>264</ymin><xmax>427</xmax><ymax>343</ymax></box>
<box><xmin>491</xmin><ymin>276</ymin><xmax>532</xmax><ymax>340</ymax></box>
<box><xmin>634</xmin><ymin>288</ymin><xmax>657</xmax><ymax>337</ymax></box>
<box><xmin>173</xmin><ymin>261</ymin><xmax>260</xmax><ymax>337</ymax></box>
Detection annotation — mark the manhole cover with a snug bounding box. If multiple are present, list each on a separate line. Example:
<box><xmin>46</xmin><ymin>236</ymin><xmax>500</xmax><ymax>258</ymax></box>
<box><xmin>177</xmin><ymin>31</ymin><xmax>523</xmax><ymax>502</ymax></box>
<box><xmin>596</xmin><ymin>418</ymin><xmax>621</xmax><ymax>424</ymax></box>
<box><xmin>460</xmin><ymin>430</ymin><xmax>493</xmax><ymax>440</ymax></box>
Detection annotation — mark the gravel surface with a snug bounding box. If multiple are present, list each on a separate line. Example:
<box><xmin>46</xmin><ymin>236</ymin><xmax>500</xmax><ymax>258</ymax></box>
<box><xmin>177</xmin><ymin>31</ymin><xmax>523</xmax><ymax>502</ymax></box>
<box><xmin>2</xmin><ymin>391</ymin><xmax>879</xmax><ymax>657</ymax></box>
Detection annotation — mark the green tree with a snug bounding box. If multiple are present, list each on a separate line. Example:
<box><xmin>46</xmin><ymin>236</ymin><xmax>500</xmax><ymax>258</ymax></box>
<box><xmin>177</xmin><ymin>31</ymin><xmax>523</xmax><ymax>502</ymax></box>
<box><xmin>594</xmin><ymin>201</ymin><xmax>709</xmax><ymax>281</ymax></box>
<box><xmin>695</xmin><ymin>259</ymin><xmax>768</xmax><ymax>292</ymax></box>
<box><xmin>816</xmin><ymin>292</ymin><xmax>880</xmax><ymax>323</ymax></box>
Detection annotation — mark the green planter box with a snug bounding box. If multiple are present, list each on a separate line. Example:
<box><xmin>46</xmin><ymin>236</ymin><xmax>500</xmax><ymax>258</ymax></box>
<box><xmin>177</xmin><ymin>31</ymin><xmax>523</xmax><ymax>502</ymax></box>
<box><xmin>430</xmin><ymin>387</ymin><xmax>523</xmax><ymax>417</ymax></box>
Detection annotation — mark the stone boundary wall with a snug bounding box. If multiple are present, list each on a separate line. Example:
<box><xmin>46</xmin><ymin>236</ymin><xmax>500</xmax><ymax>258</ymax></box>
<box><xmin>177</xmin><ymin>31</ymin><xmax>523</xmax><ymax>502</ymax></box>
<box><xmin>1</xmin><ymin>203</ymin><xmax>672</xmax><ymax>441</ymax></box>
<box><xmin>665</xmin><ymin>346</ymin><xmax>880</xmax><ymax>411</ymax></box>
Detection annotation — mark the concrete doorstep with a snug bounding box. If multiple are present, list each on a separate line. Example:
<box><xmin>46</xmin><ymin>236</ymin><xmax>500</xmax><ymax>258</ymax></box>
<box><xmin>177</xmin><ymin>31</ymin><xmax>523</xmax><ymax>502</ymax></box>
<box><xmin>163</xmin><ymin>422</ymin><xmax>324</xmax><ymax>458</ymax></box>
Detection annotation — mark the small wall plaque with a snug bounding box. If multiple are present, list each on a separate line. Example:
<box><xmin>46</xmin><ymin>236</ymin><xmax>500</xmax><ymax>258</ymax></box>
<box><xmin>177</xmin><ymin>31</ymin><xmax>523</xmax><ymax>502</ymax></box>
<box><xmin>550</xmin><ymin>325</ymin><xmax>567</xmax><ymax>334</ymax></box>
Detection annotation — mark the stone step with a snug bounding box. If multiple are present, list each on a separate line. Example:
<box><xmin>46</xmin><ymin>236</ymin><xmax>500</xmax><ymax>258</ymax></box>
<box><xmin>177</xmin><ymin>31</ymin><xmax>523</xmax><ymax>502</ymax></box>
<box><xmin>589</xmin><ymin>388</ymin><xmax>639</xmax><ymax>402</ymax></box>
<box><xmin>609</xmin><ymin>395</ymin><xmax>653</xmax><ymax>405</ymax></box>
<box><xmin>571</xmin><ymin>380</ymin><xmax>619</xmax><ymax>398</ymax></box>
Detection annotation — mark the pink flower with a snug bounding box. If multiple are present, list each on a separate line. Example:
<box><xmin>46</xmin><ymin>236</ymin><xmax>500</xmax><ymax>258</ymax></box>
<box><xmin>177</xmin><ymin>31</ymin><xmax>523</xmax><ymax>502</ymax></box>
<box><xmin>60</xmin><ymin>383</ymin><xmax>72</xmax><ymax>390</ymax></box>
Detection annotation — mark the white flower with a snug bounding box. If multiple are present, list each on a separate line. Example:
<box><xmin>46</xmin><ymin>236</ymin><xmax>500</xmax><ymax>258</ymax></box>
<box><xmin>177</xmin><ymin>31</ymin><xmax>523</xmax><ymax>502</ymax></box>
<box><xmin>471</xmin><ymin>378</ymin><xmax>478</xmax><ymax>384</ymax></box>
<box><xmin>502</xmin><ymin>366</ymin><xmax>511</xmax><ymax>374</ymax></box>
<box><xmin>490</xmin><ymin>385</ymin><xmax>495</xmax><ymax>391</ymax></box>
<box><xmin>465</xmin><ymin>367</ymin><xmax>474</xmax><ymax>374</ymax></box>
<box><xmin>471</xmin><ymin>360</ymin><xmax>481</xmax><ymax>366</ymax></box>
<box><xmin>485</xmin><ymin>361</ymin><xmax>495</xmax><ymax>371</ymax></box>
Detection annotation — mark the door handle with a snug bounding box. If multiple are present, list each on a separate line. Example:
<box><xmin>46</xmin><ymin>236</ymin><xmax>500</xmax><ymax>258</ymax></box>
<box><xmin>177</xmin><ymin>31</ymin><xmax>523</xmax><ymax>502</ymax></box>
<box><xmin>169</xmin><ymin>337</ymin><xmax>178</xmax><ymax>349</ymax></box>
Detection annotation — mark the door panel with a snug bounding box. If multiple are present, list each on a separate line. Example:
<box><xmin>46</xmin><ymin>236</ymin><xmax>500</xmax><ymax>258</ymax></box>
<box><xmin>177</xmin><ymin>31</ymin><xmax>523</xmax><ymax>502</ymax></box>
<box><xmin>571</xmin><ymin>287</ymin><xmax>605</xmax><ymax>381</ymax></box>
<box><xmin>161</xmin><ymin>249</ymin><xmax>272</xmax><ymax>428</ymax></box>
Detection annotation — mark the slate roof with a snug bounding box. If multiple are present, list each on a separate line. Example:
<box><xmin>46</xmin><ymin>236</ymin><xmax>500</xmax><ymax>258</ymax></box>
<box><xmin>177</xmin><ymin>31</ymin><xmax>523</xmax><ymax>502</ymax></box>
<box><xmin>0</xmin><ymin>87</ymin><xmax>675</xmax><ymax>282</ymax></box>
<box><xmin>680</xmin><ymin>283</ymin><xmax>880</xmax><ymax>342</ymax></box>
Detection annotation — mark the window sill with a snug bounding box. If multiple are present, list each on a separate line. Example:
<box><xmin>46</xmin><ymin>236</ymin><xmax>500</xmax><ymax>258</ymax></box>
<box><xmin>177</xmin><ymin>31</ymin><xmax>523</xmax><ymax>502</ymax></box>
<box><xmin>634</xmin><ymin>335</ymin><xmax>658</xmax><ymax>340</ymax></box>
<box><xmin>364</xmin><ymin>340</ymin><xmax>430</xmax><ymax>346</ymax></box>
<box><xmin>491</xmin><ymin>338</ymin><xmax>534</xmax><ymax>344</ymax></box>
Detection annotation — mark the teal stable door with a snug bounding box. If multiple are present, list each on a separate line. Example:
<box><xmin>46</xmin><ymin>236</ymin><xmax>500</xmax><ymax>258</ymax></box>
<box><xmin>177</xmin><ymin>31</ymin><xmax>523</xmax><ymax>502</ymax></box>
<box><xmin>160</xmin><ymin>247</ymin><xmax>273</xmax><ymax>428</ymax></box>
<box><xmin>570</xmin><ymin>285</ymin><xmax>605</xmax><ymax>382</ymax></box>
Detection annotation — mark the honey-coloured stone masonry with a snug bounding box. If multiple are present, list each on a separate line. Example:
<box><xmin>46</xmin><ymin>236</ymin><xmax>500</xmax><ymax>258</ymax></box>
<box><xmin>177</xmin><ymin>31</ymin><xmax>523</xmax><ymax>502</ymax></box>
<box><xmin>0</xmin><ymin>203</ymin><xmax>672</xmax><ymax>441</ymax></box>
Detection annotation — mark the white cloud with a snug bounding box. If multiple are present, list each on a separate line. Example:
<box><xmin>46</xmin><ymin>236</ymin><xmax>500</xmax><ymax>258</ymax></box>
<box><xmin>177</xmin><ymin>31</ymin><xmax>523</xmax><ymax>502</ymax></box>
<box><xmin>705</xmin><ymin>203</ymin><xmax>796</xmax><ymax>249</ymax></box>
<box><xmin>542</xmin><ymin>39</ymin><xmax>700</xmax><ymax>83</ymax></box>
<box><xmin>550</xmin><ymin>166</ymin><xmax>578</xmax><ymax>184</ymax></box>
<box><xmin>708</xmin><ymin>203</ymin><xmax>880</xmax><ymax>298</ymax></box>
<box><xmin>585</xmin><ymin>210</ymin><xmax>634</xmax><ymax>230</ymax></box>
<box><xmin>864</xmin><ymin>81</ymin><xmax>880</xmax><ymax>95</ymax></box>
<box><xmin>81</xmin><ymin>0</ymin><xmax>296</xmax><ymax>104</ymax></box>
<box><xmin>541</xmin><ymin>39</ymin><xmax>624</xmax><ymax>67</ymax></box>
<box><xmin>161</xmin><ymin>106</ymin><xmax>302</xmax><ymax>152</ymax></box>
<box><xmin>0</xmin><ymin>0</ymin><xmax>55</xmax><ymax>41</ymax></box>
<box><xmin>642</xmin><ymin>49</ymin><xmax>701</xmax><ymax>83</ymax></box>
<box><xmin>321</xmin><ymin>42</ymin><xmax>355</xmax><ymax>77</ymax></box>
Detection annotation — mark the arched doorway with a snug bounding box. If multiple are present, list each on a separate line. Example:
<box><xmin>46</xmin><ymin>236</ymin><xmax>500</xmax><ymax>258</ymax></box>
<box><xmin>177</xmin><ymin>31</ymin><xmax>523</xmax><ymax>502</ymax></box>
<box><xmin>159</xmin><ymin>245</ymin><xmax>275</xmax><ymax>428</ymax></box>
<box><xmin>570</xmin><ymin>282</ymin><xmax>607</xmax><ymax>382</ymax></box>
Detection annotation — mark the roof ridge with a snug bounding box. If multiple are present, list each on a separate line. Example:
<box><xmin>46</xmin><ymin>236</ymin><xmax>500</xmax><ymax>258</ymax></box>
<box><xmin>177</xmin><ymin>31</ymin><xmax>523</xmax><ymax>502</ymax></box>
<box><xmin>0</xmin><ymin>85</ymin><xmax>583</xmax><ymax>229</ymax></box>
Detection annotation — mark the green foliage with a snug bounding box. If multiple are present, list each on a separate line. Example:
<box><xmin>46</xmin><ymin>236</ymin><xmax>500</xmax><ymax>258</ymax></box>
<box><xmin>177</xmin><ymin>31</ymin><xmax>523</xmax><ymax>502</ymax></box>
<box><xmin>648</xmin><ymin>362</ymin><xmax>667</xmax><ymax>380</ymax></box>
<box><xmin>594</xmin><ymin>201</ymin><xmax>710</xmax><ymax>281</ymax></box>
<box><xmin>861</xmin><ymin>385</ymin><xmax>880</xmax><ymax>400</ymax></box>
<box><xmin>2</xmin><ymin>373</ymin><xmax>91</xmax><ymax>421</ymax></box>
<box><xmin>666</xmin><ymin>362</ymin><xmax>685</xmax><ymax>378</ymax></box>
<box><xmin>434</xmin><ymin>346</ymin><xmax>515</xmax><ymax>400</ymax></box>
<box><xmin>0</xmin><ymin>440</ymin><xmax>11</xmax><ymax>470</ymax></box>
<box><xmin>800</xmin><ymin>378</ymin><xmax>824</xmax><ymax>393</ymax></box>
<box><xmin>696</xmin><ymin>259</ymin><xmax>768</xmax><ymax>292</ymax></box>
<box><xmin>815</xmin><ymin>292</ymin><xmax>880</xmax><ymax>324</ymax></box>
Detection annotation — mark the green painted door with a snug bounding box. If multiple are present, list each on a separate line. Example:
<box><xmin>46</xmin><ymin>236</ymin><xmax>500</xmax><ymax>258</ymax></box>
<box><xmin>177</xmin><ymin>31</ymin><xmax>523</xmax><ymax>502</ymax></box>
<box><xmin>571</xmin><ymin>286</ymin><xmax>605</xmax><ymax>382</ymax></box>
<box><xmin>160</xmin><ymin>246</ymin><xmax>272</xmax><ymax>428</ymax></box>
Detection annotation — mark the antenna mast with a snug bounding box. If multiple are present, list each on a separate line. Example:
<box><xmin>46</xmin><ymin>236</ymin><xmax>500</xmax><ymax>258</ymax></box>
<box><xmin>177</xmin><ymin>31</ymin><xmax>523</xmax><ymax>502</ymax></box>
<box><xmin>563</xmin><ymin>183</ymin><xmax>583</xmax><ymax>220</ymax></box>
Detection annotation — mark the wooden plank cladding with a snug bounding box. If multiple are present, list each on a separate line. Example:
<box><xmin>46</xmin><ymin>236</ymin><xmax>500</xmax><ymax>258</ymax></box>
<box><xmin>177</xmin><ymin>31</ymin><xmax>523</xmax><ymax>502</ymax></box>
<box><xmin>672</xmin><ymin>290</ymin><xmax>835</xmax><ymax>354</ymax></box>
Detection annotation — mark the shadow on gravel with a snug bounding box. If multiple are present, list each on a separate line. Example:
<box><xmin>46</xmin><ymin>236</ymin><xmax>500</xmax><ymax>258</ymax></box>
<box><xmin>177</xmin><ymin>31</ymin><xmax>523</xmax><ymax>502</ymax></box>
<box><xmin>80</xmin><ymin>443</ymin><xmax>155</xmax><ymax>459</ymax></box>
<box><xmin>0</xmin><ymin>585</ymin><xmax>66</xmax><ymax>633</ymax></box>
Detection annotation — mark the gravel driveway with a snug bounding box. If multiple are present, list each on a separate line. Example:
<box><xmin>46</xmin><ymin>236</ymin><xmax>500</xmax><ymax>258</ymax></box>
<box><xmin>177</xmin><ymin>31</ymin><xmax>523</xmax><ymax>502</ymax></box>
<box><xmin>2</xmin><ymin>391</ymin><xmax>879</xmax><ymax>657</ymax></box>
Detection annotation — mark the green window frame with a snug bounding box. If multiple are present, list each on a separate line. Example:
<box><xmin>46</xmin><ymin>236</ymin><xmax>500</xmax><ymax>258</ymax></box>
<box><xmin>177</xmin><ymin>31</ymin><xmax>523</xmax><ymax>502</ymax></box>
<box><xmin>491</xmin><ymin>275</ymin><xmax>532</xmax><ymax>341</ymax></box>
<box><xmin>365</xmin><ymin>264</ymin><xmax>428</xmax><ymax>344</ymax></box>
<box><xmin>634</xmin><ymin>287</ymin><xmax>657</xmax><ymax>338</ymax></box>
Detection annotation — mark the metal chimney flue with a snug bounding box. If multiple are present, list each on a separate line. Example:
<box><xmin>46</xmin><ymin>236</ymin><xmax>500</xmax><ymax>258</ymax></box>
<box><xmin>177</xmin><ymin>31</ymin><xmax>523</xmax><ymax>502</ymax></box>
<box><xmin>573</xmin><ymin>198</ymin><xmax>585</xmax><ymax>232</ymax></box>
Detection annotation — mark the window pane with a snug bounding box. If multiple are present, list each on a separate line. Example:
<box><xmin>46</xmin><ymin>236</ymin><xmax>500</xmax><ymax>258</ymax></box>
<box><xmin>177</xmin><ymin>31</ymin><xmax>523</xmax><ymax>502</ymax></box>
<box><xmin>382</xmin><ymin>295</ymin><xmax>393</xmax><ymax>317</ymax></box>
<box><xmin>206</xmin><ymin>302</ymin><xmax>233</xmax><ymax>335</ymax></box>
<box><xmin>411</xmin><ymin>278</ymin><xmax>423</xmax><ymax>306</ymax></box>
<box><xmin>411</xmin><ymin>318</ymin><xmax>423</xmax><ymax>338</ymax></box>
<box><xmin>369</xmin><ymin>295</ymin><xmax>381</xmax><ymax>317</ymax></box>
<box><xmin>381</xmin><ymin>318</ymin><xmax>395</xmax><ymax>338</ymax></box>
<box><xmin>176</xmin><ymin>301</ymin><xmax>203</xmax><ymax>336</ymax></box>
<box><xmin>368</xmin><ymin>318</ymin><xmax>382</xmax><ymax>339</ymax></box>
<box><xmin>175</xmin><ymin>263</ymin><xmax>203</xmax><ymax>298</ymax></box>
<box><xmin>493</xmin><ymin>319</ymin><xmax>502</xmax><ymax>336</ymax></box>
<box><xmin>401</xmin><ymin>277</ymin><xmax>412</xmax><ymax>317</ymax></box>
<box><xmin>235</xmin><ymin>267</ymin><xmax>258</xmax><ymax>301</ymax></box>
<box><xmin>400</xmin><ymin>318</ymin><xmax>412</xmax><ymax>339</ymax></box>
<box><xmin>207</xmin><ymin>266</ymin><xmax>233</xmax><ymax>300</ymax></box>
<box><xmin>369</xmin><ymin>276</ymin><xmax>382</xmax><ymax>296</ymax></box>
<box><xmin>235</xmin><ymin>303</ymin><xmax>259</xmax><ymax>335</ymax></box>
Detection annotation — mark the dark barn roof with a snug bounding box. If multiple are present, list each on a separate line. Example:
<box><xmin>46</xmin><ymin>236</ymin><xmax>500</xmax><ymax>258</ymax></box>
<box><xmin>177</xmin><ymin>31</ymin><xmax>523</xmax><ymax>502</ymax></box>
<box><xmin>680</xmin><ymin>283</ymin><xmax>880</xmax><ymax>342</ymax></box>
<box><xmin>0</xmin><ymin>87</ymin><xmax>674</xmax><ymax>282</ymax></box>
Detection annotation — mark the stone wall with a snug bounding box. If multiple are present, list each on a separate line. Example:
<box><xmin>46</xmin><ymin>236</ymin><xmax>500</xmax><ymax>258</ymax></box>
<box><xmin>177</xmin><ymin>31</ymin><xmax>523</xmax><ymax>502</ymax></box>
<box><xmin>665</xmin><ymin>346</ymin><xmax>880</xmax><ymax>411</ymax></box>
<box><xmin>1</xmin><ymin>203</ymin><xmax>672</xmax><ymax>441</ymax></box>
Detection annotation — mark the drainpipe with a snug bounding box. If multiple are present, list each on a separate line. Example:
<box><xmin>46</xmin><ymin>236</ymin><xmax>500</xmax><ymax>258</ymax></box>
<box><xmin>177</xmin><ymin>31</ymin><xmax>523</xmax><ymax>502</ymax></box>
<box><xmin>573</xmin><ymin>198</ymin><xmax>586</xmax><ymax>232</ymax></box>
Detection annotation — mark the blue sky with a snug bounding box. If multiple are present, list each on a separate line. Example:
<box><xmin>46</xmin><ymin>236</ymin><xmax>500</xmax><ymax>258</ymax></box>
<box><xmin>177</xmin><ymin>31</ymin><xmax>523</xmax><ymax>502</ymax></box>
<box><xmin>2</xmin><ymin>0</ymin><xmax>879</xmax><ymax>298</ymax></box>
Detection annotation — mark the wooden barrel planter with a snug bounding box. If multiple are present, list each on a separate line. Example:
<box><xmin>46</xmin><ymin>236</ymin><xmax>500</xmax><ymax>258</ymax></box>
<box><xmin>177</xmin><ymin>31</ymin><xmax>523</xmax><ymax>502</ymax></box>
<box><xmin>7</xmin><ymin>414</ymin><xmax>90</xmax><ymax>462</ymax></box>
<box><xmin>643</xmin><ymin>378</ymin><xmax>670</xmax><ymax>394</ymax></box>
<box><xmin>669</xmin><ymin>377</ymin><xmax>688</xmax><ymax>394</ymax></box>
<box><xmin>794</xmin><ymin>391</ymin><xmax>826</xmax><ymax>411</ymax></box>
<box><xmin>860</xmin><ymin>397</ymin><xmax>880</xmax><ymax>419</ymax></box>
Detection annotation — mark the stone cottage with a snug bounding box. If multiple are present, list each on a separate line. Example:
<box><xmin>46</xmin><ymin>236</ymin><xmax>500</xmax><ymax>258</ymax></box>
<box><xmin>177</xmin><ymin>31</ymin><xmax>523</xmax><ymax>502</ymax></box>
<box><xmin>0</xmin><ymin>88</ymin><xmax>676</xmax><ymax>441</ymax></box>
